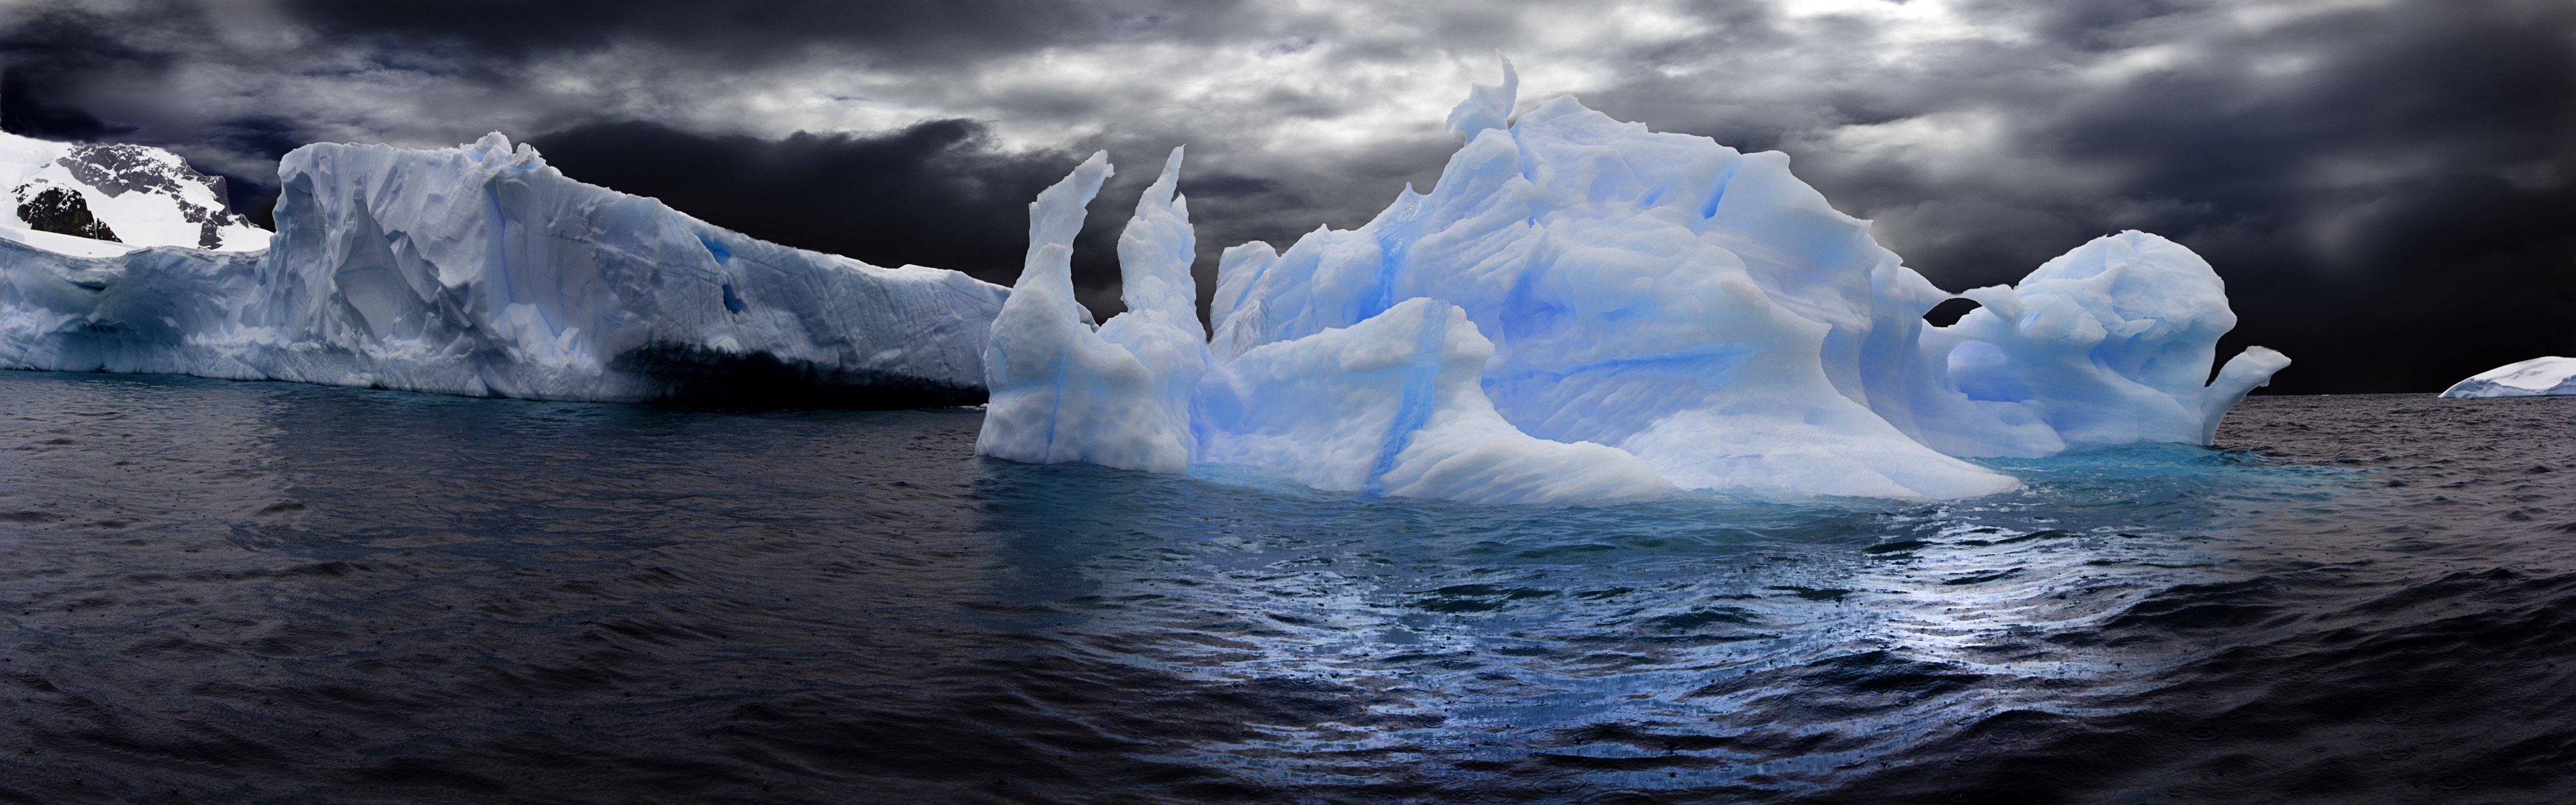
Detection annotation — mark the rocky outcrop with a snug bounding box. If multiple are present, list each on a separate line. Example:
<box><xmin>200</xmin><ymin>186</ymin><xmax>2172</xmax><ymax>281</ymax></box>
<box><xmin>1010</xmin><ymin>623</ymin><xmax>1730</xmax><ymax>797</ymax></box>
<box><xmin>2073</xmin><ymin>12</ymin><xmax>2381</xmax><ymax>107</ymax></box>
<box><xmin>13</xmin><ymin>185</ymin><xmax>117</xmax><ymax>241</ymax></box>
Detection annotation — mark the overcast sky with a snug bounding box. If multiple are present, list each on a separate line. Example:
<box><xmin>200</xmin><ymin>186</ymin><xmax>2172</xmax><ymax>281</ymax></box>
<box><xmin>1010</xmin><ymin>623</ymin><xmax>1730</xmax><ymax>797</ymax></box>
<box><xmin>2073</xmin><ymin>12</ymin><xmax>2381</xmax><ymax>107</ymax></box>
<box><xmin>4</xmin><ymin>0</ymin><xmax>2569</xmax><ymax>392</ymax></box>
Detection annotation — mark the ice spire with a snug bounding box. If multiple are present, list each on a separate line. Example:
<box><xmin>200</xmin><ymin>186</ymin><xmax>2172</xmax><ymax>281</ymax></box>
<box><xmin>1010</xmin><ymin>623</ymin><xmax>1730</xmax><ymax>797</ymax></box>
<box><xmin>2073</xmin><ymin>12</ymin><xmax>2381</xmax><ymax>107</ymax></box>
<box><xmin>1097</xmin><ymin>147</ymin><xmax>1212</xmax><ymax>468</ymax></box>
<box><xmin>1443</xmin><ymin>55</ymin><xmax>1517</xmax><ymax>137</ymax></box>
<box><xmin>976</xmin><ymin>149</ymin><xmax>1205</xmax><ymax>474</ymax></box>
<box><xmin>1011</xmin><ymin>150</ymin><xmax>1112</xmax><ymax>325</ymax></box>
<box><xmin>1113</xmin><ymin>147</ymin><xmax>1199</xmax><ymax>333</ymax></box>
<box><xmin>977</xmin><ymin>152</ymin><xmax>1134</xmax><ymax>466</ymax></box>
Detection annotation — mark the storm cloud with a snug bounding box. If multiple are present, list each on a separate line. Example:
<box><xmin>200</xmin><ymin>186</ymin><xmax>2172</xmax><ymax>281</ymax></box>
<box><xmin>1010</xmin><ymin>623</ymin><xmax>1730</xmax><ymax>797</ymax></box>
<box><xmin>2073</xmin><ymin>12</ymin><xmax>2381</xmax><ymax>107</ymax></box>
<box><xmin>2</xmin><ymin>0</ymin><xmax>2568</xmax><ymax>392</ymax></box>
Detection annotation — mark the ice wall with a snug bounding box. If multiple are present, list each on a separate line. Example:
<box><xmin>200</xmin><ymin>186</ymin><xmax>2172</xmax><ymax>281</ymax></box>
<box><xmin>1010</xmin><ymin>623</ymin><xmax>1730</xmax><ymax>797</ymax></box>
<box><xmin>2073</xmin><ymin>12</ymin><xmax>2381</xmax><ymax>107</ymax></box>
<box><xmin>0</xmin><ymin>133</ymin><xmax>1006</xmax><ymax>405</ymax></box>
<box><xmin>981</xmin><ymin>63</ymin><xmax>2289</xmax><ymax>504</ymax></box>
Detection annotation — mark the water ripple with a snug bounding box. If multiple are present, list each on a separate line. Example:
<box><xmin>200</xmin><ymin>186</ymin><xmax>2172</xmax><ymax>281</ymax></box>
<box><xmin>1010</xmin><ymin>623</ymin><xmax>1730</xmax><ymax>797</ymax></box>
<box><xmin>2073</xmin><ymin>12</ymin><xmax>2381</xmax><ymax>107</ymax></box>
<box><xmin>1</xmin><ymin>372</ymin><xmax>2571</xmax><ymax>802</ymax></box>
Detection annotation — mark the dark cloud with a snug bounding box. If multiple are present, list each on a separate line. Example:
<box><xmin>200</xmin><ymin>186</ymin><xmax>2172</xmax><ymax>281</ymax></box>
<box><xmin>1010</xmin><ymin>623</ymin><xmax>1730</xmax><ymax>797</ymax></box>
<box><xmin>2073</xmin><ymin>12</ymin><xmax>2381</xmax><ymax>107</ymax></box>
<box><xmin>1904</xmin><ymin>0</ymin><xmax>2576</xmax><ymax>392</ymax></box>
<box><xmin>1593</xmin><ymin>0</ymin><xmax>2576</xmax><ymax>393</ymax></box>
<box><xmin>533</xmin><ymin>117</ymin><xmax>1364</xmax><ymax>319</ymax></box>
<box><xmin>1</xmin><ymin>0</ymin><xmax>2568</xmax><ymax>392</ymax></box>
<box><xmin>0</xmin><ymin>0</ymin><xmax>180</xmax><ymax>140</ymax></box>
<box><xmin>0</xmin><ymin>1</ymin><xmax>177</xmax><ymax>76</ymax></box>
<box><xmin>1</xmin><ymin>67</ymin><xmax>133</xmax><ymax>140</ymax></box>
<box><xmin>527</xmin><ymin>119</ymin><xmax>1120</xmax><ymax>297</ymax></box>
<box><xmin>527</xmin><ymin>120</ymin><xmax>1355</xmax><ymax>319</ymax></box>
<box><xmin>2218</xmin><ymin>178</ymin><xmax>2576</xmax><ymax>394</ymax></box>
<box><xmin>1968</xmin><ymin>0</ymin><xmax>2195</xmax><ymax>50</ymax></box>
<box><xmin>278</xmin><ymin>0</ymin><xmax>1244</xmax><ymax>68</ymax></box>
<box><xmin>189</xmin><ymin>116</ymin><xmax>307</xmax><ymax>229</ymax></box>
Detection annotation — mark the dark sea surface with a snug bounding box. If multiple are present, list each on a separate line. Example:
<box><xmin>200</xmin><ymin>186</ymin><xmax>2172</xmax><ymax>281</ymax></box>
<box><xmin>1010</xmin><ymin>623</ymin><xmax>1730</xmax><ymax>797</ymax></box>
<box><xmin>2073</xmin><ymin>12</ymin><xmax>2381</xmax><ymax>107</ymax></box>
<box><xmin>2</xmin><ymin>370</ymin><xmax>2571</xmax><ymax>804</ymax></box>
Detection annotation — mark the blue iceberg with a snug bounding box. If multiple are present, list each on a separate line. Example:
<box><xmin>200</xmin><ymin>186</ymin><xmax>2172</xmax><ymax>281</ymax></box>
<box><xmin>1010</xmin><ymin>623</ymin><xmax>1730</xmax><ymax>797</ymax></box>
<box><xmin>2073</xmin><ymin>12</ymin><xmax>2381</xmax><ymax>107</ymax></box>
<box><xmin>977</xmin><ymin>62</ymin><xmax>2290</xmax><ymax>503</ymax></box>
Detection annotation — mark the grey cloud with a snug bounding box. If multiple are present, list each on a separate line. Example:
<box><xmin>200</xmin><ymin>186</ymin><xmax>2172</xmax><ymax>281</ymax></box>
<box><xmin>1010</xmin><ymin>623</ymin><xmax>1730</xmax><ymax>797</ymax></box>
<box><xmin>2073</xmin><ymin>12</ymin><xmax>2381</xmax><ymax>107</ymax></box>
<box><xmin>276</xmin><ymin>0</ymin><xmax>1246</xmax><ymax>68</ymax></box>
<box><xmin>2</xmin><ymin>0</ymin><xmax>2567</xmax><ymax>392</ymax></box>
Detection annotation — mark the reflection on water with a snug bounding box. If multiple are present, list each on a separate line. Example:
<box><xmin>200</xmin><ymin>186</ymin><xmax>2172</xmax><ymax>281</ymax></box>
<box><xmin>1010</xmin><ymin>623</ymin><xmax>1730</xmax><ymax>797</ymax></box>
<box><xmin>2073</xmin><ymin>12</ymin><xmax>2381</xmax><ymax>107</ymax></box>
<box><xmin>1</xmin><ymin>370</ymin><xmax>2570</xmax><ymax>803</ymax></box>
<box><xmin>959</xmin><ymin>442</ymin><xmax>2359</xmax><ymax>796</ymax></box>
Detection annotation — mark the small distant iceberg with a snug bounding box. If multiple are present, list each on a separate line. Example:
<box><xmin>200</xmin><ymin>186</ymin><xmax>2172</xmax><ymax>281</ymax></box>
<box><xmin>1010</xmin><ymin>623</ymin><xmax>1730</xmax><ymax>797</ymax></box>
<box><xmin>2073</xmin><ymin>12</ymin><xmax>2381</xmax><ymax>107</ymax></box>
<box><xmin>977</xmin><ymin>61</ymin><xmax>2291</xmax><ymax>504</ymax></box>
<box><xmin>2440</xmin><ymin>356</ymin><xmax>2576</xmax><ymax>398</ymax></box>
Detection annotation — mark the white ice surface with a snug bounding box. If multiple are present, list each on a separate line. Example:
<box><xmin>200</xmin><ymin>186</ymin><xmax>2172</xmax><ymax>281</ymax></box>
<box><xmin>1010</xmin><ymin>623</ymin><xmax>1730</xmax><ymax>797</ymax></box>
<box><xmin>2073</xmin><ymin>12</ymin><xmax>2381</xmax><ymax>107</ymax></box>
<box><xmin>980</xmin><ymin>62</ymin><xmax>2290</xmax><ymax>504</ymax></box>
<box><xmin>2439</xmin><ymin>356</ymin><xmax>2576</xmax><ymax>398</ymax></box>
<box><xmin>0</xmin><ymin>225</ymin><xmax>140</xmax><ymax>258</ymax></box>
<box><xmin>1</xmin><ymin>133</ymin><xmax>1008</xmax><ymax>403</ymax></box>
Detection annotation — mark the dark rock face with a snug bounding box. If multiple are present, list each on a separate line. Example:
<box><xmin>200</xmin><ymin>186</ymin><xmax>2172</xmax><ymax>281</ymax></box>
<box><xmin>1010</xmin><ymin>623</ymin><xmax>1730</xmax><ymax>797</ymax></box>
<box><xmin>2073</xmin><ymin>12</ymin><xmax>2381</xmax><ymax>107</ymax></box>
<box><xmin>13</xmin><ymin>185</ymin><xmax>117</xmax><ymax>241</ymax></box>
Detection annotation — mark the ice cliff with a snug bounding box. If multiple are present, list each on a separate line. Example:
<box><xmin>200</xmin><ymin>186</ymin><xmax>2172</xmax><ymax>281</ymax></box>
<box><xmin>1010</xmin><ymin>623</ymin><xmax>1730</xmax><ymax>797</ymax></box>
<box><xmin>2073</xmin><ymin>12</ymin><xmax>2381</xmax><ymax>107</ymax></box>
<box><xmin>0</xmin><ymin>133</ymin><xmax>1006</xmax><ymax>405</ymax></box>
<box><xmin>2440</xmin><ymin>356</ymin><xmax>2576</xmax><ymax>398</ymax></box>
<box><xmin>978</xmin><ymin>64</ymin><xmax>2291</xmax><ymax>502</ymax></box>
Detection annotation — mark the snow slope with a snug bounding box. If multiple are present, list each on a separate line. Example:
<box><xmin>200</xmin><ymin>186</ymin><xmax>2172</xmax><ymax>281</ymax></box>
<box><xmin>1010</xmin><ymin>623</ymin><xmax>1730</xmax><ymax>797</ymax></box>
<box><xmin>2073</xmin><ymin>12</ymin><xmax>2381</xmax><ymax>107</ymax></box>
<box><xmin>2440</xmin><ymin>356</ymin><xmax>2576</xmax><ymax>398</ymax></box>
<box><xmin>2</xmin><ymin>131</ymin><xmax>269</xmax><ymax>251</ymax></box>
<box><xmin>1</xmin><ymin>133</ymin><xmax>1007</xmax><ymax>405</ymax></box>
<box><xmin>979</xmin><ymin>62</ymin><xmax>2290</xmax><ymax>503</ymax></box>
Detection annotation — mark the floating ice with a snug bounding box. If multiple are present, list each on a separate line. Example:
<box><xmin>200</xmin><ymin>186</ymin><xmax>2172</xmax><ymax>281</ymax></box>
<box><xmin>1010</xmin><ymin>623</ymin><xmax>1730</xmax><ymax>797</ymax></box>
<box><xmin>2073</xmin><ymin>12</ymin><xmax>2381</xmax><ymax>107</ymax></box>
<box><xmin>979</xmin><ymin>62</ymin><xmax>2289</xmax><ymax>503</ymax></box>
<box><xmin>1</xmin><ymin>133</ymin><xmax>1006</xmax><ymax>405</ymax></box>
<box><xmin>976</xmin><ymin>150</ymin><xmax>1208</xmax><ymax>471</ymax></box>
<box><xmin>2439</xmin><ymin>356</ymin><xmax>2576</xmax><ymax>398</ymax></box>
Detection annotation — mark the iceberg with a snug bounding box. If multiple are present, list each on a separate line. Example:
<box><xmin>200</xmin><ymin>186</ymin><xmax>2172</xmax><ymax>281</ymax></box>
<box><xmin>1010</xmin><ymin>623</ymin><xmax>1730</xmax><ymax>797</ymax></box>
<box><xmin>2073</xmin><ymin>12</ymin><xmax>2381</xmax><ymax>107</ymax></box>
<box><xmin>979</xmin><ymin>62</ymin><xmax>2290</xmax><ymax>503</ymax></box>
<box><xmin>977</xmin><ymin>147</ymin><xmax>1671</xmax><ymax>504</ymax></box>
<box><xmin>2439</xmin><ymin>356</ymin><xmax>2576</xmax><ymax>398</ymax></box>
<box><xmin>1</xmin><ymin>133</ymin><xmax>1006</xmax><ymax>405</ymax></box>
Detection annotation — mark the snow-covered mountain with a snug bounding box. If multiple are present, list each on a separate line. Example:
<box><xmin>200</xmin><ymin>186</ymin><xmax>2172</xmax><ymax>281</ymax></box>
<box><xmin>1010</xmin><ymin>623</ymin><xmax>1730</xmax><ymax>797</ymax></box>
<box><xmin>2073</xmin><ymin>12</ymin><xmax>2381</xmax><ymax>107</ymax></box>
<box><xmin>2</xmin><ymin>130</ymin><xmax>270</xmax><ymax>252</ymax></box>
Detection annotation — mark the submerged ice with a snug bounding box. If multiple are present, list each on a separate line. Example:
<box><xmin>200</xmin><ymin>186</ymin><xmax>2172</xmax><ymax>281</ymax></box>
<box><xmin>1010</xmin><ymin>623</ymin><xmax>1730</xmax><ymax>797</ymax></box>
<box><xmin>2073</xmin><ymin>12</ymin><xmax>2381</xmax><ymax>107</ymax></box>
<box><xmin>979</xmin><ymin>63</ymin><xmax>2290</xmax><ymax>503</ymax></box>
<box><xmin>1</xmin><ymin>133</ymin><xmax>1004</xmax><ymax>405</ymax></box>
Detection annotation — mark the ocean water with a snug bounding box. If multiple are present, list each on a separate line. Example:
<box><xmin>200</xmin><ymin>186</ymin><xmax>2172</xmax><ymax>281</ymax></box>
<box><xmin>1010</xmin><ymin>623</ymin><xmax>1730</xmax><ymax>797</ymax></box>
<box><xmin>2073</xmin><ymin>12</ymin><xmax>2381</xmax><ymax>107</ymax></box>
<box><xmin>1</xmin><ymin>370</ymin><xmax>2569</xmax><ymax>804</ymax></box>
